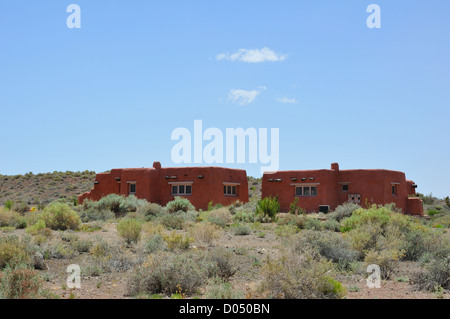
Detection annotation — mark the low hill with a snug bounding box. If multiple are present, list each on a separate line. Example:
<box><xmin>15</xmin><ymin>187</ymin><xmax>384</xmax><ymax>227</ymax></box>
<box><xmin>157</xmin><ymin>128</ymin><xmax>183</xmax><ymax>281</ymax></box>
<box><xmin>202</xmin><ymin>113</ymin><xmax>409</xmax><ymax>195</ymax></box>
<box><xmin>0</xmin><ymin>171</ymin><xmax>263</xmax><ymax>208</ymax></box>
<box><xmin>0</xmin><ymin>171</ymin><xmax>96</xmax><ymax>208</ymax></box>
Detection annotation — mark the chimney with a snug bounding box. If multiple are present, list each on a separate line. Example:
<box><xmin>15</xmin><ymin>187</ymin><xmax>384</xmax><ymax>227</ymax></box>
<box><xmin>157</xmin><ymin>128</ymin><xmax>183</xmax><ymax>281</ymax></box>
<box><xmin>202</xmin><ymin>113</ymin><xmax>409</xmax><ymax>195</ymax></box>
<box><xmin>153</xmin><ymin>161</ymin><xmax>162</xmax><ymax>169</ymax></box>
<box><xmin>331</xmin><ymin>163</ymin><xmax>339</xmax><ymax>171</ymax></box>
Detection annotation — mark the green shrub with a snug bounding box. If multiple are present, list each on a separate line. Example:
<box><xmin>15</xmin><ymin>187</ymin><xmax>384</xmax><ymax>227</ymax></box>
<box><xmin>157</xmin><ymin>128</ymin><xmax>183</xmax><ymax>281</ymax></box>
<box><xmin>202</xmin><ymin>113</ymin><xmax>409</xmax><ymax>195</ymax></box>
<box><xmin>207</xmin><ymin>208</ymin><xmax>232</xmax><ymax>228</ymax></box>
<box><xmin>138</xmin><ymin>203</ymin><xmax>165</xmax><ymax>217</ymax></box>
<box><xmin>427</xmin><ymin>210</ymin><xmax>440</xmax><ymax>216</ymax></box>
<box><xmin>0</xmin><ymin>208</ymin><xmax>27</xmax><ymax>229</ymax></box>
<box><xmin>232</xmin><ymin>224</ymin><xmax>251</xmax><ymax>236</ymax></box>
<box><xmin>293</xmin><ymin>230</ymin><xmax>359</xmax><ymax>271</ymax></box>
<box><xmin>341</xmin><ymin>205</ymin><xmax>392</xmax><ymax>232</ymax></box>
<box><xmin>412</xmin><ymin>256</ymin><xmax>450</xmax><ymax>291</ymax></box>
<box><xmin>0</xmin><ymin>237</ymin><xmax>32</xmax><ymax>269</ymax></box>
<box><xmin>117</xmin><ymin>219</ymin><xmax>143</xmax><ymax>244</ymax></box>
<box><xmin>204</xmin><ymin>249</ymin><xmax>237</xmax><ymax>281</ymax></box>
<box><xmin>13</xmin><ymin>202</ymin><xmax>30</xmax><ymax>214</ymax></box>
<box><xmin>206</xmin><ymin>278</ymin><xmax>243</xmax><ymax>299</ymax></box>
<box><xmin>304</xmin><ymin>218</ymin><xmax>322</xmax><ymax>231</ymax></box>
<box><xmin>78</xmin><ymin>207</ymin><xmax>115</xmax><ymax>222</ymax></box>
<box><xmin>4</xmin><ymin>200</ymin><xmax>14</xmax><ymax>210</ymax></box>
<box><xmin>0</xmin><ymin>265</ymin><xmax>43</xmax><ymax>299</ymax></box>
<box><xmin>289</xmin><ymin>198</ymin><xmax>305</xmax><ymax>215</ymax></box>
<box><xmin>166</xmin><ymin>197</ymin><xmax>195</xmax><ymax>213</ymax></box>
<box><xmin>233</xmin><ymin>211</ymin><xmax>255</xmax><ymax>223</ymax></box>
<box><xmin>274</xmin><ymin>225</ymin><xmax>299</xmax><ymax>238</ymax></box>
<box><xmin>255</xmin><ymin>196</ymin><xmax>280</xmax><ymax>221</ymax></box>
<box><xmin>321</xmin><ymin>219</ymin><xmax>341</xmax><ymax>232</ymax></box>
<box><xmin>364</xmin><ymin>249</ymin><xmax>403</xmax><ymax>280</ymax></box>
<box><xmin>145</xmin><ymin>235</ymin><xmax>166</xmax><ymax>254</ymax></box>
<box><xmin>40</xmin><ymin>202</ymin><xmax>81</xmax><ymax>230</ymax></box>
<box><xmin>329</xmin><ymin>203</ymin><xmax>361</xmax><ymax>222</ymax></box>
<box><xmin>160</xmin><ymin>214</ymin><xmax>185</xmax><ymax>230</ymax></box>
<box><xmin>277</xmin><ymin>214</ymin><xmax>308</xmax><ymax>229</ymax></box>
<box><xmin>127</xmin><ymin>252</ymin><xmax>205</xmax><ymax>297</ymax></box>
<box><xmin>72</xmin><ymin>240</ymin><xmax>93</xmax><ymax>253</ymax></box>
<box><xmin>26</xmin><ymin>220</ymin><xmax>47</xmax><ymax>235</ymax></box>
<box><xmin>260</xmin><ymin>245</ymin><xmax>344</xmax><ymax>299</ymax></box>
<box><xmin>163</xmin><ymin>232</ymin><xmax>193</xmax><ymax>251</ymax></box>
<box><xmin>189</xmin><ymin>223</ymin><xmax>220</xmax><ymax>246</ymax></box>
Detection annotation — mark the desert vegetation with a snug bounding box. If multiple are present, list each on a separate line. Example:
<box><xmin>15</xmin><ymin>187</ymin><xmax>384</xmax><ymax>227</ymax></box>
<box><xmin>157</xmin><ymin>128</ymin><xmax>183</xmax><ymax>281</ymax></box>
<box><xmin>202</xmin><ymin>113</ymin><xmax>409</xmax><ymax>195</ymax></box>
<box><xmin>0</xmin><ymin>173</ymin><xmax>448</xmax><ymax>299</ymax></box>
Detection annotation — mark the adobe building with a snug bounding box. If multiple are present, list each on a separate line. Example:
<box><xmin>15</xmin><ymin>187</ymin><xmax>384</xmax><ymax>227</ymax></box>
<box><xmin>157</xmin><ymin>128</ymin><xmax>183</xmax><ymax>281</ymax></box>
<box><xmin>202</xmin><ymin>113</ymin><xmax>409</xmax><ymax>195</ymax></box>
<box><xmin>78</xmin><ymin>162</ymin><xmax>248</xmax><ymax>210</ymax></box>
<box><xmin>262</xmin><ymin>163</ymin><xmax>423</xmax><ymax>215</ymax></box>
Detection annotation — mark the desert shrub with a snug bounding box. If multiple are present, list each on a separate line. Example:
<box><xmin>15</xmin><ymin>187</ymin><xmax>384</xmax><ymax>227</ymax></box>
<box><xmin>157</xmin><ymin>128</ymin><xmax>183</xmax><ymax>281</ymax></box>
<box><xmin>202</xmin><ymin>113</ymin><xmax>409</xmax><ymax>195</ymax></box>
<box><xmin>274</xmin><ymin>225</ymin><xmax>299</xmax><ymax>238</ymax></box>
<box><xmin>206</xmin><ymin>278</ymin><xmax>243</xmax><ymax>299</ymax></box>
<box><xmin>117</xmin><ymin>218</ymin><xmax>143</xmax><ymax>244</ymax></box>
<box><xmin>364</xmin><ymin>249</ymin><xmax>404</xmax><ymax>280</ymax></box>
<box><xmin>341</xmin><ymin>205</ymin><xmax>392</xmax><ymax>232</ymax></box>
<box><xmin>4</xmin><ymin>200</ymin><xmax>14</xmax><ymax>210</ymax></box>
<box><xmin>78</xmin><ymin>207</ymin><xmax>115</xmax><ymax>222</ymax></box>
<box><xmin>137</xmin><ymin>203</ymin><xmax>165</xmax><ymax>218</ymax></box>
<box><xmin>0</xmin><ymin>208</ymin><xmax>27</xmax><ymax>229</ymax></box>
<box><xmin>160</xmin><ymin>214</ymin><xmax>185</xmax><ymax>230</ymax></box>
<box><xmin>189</xmin><ymin>223</ymin><xmax>220</xmax><ymax>246</ymax></box>
<box><xmin>0</xmin><ymin>265</ymin><xmax>43</xmax><ymax>299</ymax></box>
<box><xmin>207</xmin><ymin>208</ymin><xmax>232</xmax><ymax>228</ymax></box>
<box><xmin>96</xmin><ymin>194</ymin><xmax>128</xmax><ymax>216</ymax></box>
<box><xmin>127</xmin><ymin>252</ymin><xmax>205</xmax><ymax>297</ymax></box>
<box><xmin>329</xmin><ymin>203</ymin><xmax>361</xmax><ymax>222</ymax></box>
<box><xmin>277</xmin><ymin>214</ymin><xmax>308</xmax><ymax>229</ymax></box>
<box><xmin>47</xmin><ymin>243</ymin><xmax>74</xmax><ymax>259</ymax></box>
<box><xmin>232</xmin><ymin>224</ymin><xmax>251</xmax><ymax>236</ymax></box>
<box><xmin>427</xmin><ymin>210</ymin><xmax>440</xmax><ymax>216</ymax></box>
<box><xmin>293</xmin><ymin>231</ymin><xmax>359</xmax><ymax>271</ymax></box>
<box><xmin>204</xmin><ymin>249</ymin><xmax>237</xmax><ymax>281</ymax></box>
<box><xmin>0</xmin><ymin>237</ymin><xmax>32</xmax><ymax>269</ymax></box>
<box><xmin>144</xmin><ymin>235</ymin><xmax>166</xmax><ymax>254</ymax></box>
<box><xmin>166</xmin><ymin>197</ymin><xmax>194</xmax><ymax>213</ymax></box>
<box><xmin>72</xmin><ymin>240</ymin><xmax>93</xmax><ymax>253</ymax></box>
<box><xmin>13</xmin><ymin>202</ymin><xmax>30</xmax><ymax>214</ymax></box>
<box><xmin>260</xmin><ymin>245</ymin><xmax>345</xmax><ymax>299</ymax></box>
<box><xmin>163</xmin><ymin>232</ymin><xmax>193</xmax><ymax>251</ymax></box>
<box><xmin>432</xmin><ymin>214</ymin><xmax>450</xmax><ymax>228</ymax></box>
<box><xmin>412</xmin><ymin>255</ymin><xmax>450</xmax><ymax>291</ymax></box>
<box><xmin>90</xmin><ymin>241</ymin><xmax>111</xmax><ymax>259</ymax></box>
<box><xmin>84</xmin><ymin>262</ymin><xmax>103</xmax><ymax>277</ymax></box>
<box><xmin>25</xmin><ymin>220</ymin><xmax>47</xmax><ymax>236</ymax></box>
<box><xmin>233</xmin><ymin>211</ymin><xmax>255</xmax><ymax>223</ymax></box>
<box><xmin>255</xmin><ymin>196</ymin><xmax>280</xmax><ymax>221</ymax></box>
<box><xmin>322</xmin><ymin>219</ymin><xmax>341</xmax><ymax>232</ymax></box>
<box><xmin>304</xmin><ymin>218</ymin><xmax>322</xmax><ymax>231</ymax></box>
<box><xmin>347</xmin><ymin>222</ymin><xmax>384</xmax><ymax>256</ymax></box>
<box><xmin>40</xmin><ymin>202</ymin><xmax>81</xmax><ymax>230</ymax></box>
<box><xmin>141</xmin><ymin>222</ymin><xmax>165</xmax><ymax>238</ymax></box>
<box><xmin>207</xmin><ymin>201</ymin><xmax>223</xmax><ymax>211</ymax></box>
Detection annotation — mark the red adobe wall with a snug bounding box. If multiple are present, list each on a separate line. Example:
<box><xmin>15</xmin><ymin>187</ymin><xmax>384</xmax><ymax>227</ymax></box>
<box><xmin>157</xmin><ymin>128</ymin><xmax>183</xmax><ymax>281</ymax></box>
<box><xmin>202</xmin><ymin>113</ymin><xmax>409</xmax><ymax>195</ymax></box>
<box><xmin>262</xmin><ymin>163</ymin><xmax>423</xmax><ymax>215</ymax></box>
<box><xmin>78</xmin><ymin>162</ymin><xmax>248</xmax><ymax>211</ymax></box>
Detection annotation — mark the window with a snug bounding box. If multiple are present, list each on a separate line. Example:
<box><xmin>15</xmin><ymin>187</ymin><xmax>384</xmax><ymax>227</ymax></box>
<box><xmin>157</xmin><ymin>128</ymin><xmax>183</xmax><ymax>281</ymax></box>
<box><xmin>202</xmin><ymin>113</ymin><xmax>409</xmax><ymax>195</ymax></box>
<box><xmin>129</xmin><ymin>183</ymin><xmax>136</xmax><ymax>195</ymax></box>
<box><xmin>342</xmin><ymin>184</ymin><xmax>349</xmax><ymax>192</ymax></box>
<box><xmin>392</xmin><ymin>185</ymin><xmax>396</xmax><ymax>196</ymax></box>
<box><xmin>295</xmin><ymin>186</ymin><xmax>318</xmax><ymax>197</ymax></box>
<box><xmin>224</xmin><ymin>185</ymin><xmax>237</xmax><ymax>196</ymax></box>
<box><xmin>319</xmin><ymin>205</ymin><xmax>330</xmax><ymax>214</ymax></box>
<box><xmin>171</xmin><ymin>184</ymin><xmax>192</xmax><ymax>196</ymax></box>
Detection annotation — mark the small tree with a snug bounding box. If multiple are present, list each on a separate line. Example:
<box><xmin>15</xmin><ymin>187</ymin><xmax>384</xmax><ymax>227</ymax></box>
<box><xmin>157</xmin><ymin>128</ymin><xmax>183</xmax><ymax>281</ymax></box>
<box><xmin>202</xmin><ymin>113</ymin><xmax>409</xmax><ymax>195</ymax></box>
<box><xmin>255</xmin><ymin>196</ymin><xmax>280</xmax><ymax>221</ymax></box>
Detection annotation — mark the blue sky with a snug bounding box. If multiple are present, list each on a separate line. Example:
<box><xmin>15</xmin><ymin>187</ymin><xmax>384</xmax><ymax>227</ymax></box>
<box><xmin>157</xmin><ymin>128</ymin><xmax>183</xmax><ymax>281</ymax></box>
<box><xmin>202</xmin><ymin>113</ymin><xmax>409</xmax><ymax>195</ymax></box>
<box><xmin>0</xmin><ymin>1</ymin><xmax>449</xmax><ymax>198</ymax></box>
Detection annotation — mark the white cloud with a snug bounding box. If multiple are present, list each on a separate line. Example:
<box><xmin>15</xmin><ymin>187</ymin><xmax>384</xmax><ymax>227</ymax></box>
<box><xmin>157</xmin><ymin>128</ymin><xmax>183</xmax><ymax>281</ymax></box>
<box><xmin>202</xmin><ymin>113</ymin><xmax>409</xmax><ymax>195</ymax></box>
<box><xmin>228</xmin><ymin>88</ymin><xmax>265</xmax><ymax>106</ymax></box>
<box><xmin>217</xmin><ymin>47</ymin><xmax>287</xmax><ymax>63</ymax></box>
<box><xmin>276</xmin><ymin>97</ymin><xmax>298</xmax><ymax>104</ymax></box>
